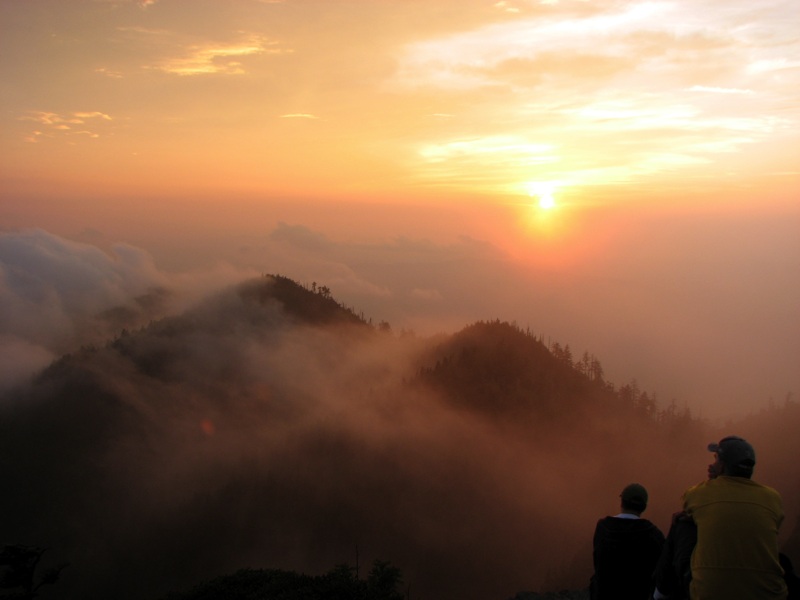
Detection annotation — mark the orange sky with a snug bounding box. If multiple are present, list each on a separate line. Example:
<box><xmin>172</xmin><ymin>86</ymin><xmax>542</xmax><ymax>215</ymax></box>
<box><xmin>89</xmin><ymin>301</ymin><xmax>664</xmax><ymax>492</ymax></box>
<box><xmin>1</xmin><ymin>0</ymin><xmax>799</xmax><ymax>415</ymax></box>
<box><xmin>2</xmin><ymin>0</ymin><xmax>798</xmax><ymax>208</ymax></box>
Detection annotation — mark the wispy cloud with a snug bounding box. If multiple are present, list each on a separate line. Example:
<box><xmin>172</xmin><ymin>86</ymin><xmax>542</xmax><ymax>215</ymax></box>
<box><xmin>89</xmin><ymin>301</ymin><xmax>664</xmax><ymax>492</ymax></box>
<box><xmin>19</xmin><ymin>111</ymin><xmax>113</xmax><ymax>142</ymax></box>
<box><xmin>74</xmin><ymin>111</ymin><xmax>113</xmax><ymax>121</ymax></box>
<box><xmin>419</xmin><ymin>136</ymin><xmax>557</xmax><ymax>164</ymax></box>
<box><xmin>2</xmin><ymin>0</ymin><xmax>796</xmax><ymax>203</ymax></box>
<box><xmin>494</xmin><ymin>1</ymin><xmax>521</xmax><ymax>13</ymax></box>
<box><xmin>152</xmin><ymin>34</ymin><xmax>291</xmax><ymax>76</ymax></box>
<box><xmin>280</xmin><ymin>113</ymin><xmax>319</xmax><ymax>120</ymax></box>
<box><xmin>747</xmin><ymin>57</ymin><xmax>800</xmax><ymax>74</ymax></box>
<box><xmin>384</xmin><ymin>0</ymin><xmax>799</xmax><ymax>191</ymax></box>
<box><xmin>689</xmin><ymin>85</ymin><xmax>755</xmax><ymax>95</ymax></box>
<box><xmin>95</xmin><ymin>67</ymin><xmax>124</xmax><ymax>79</ymax></box>
<box><xmin>116</xmin><ymin>25</ymin><xmax>171</xmax><ymax>36</ymax></box>
<box><xmin>21</xmin><ymin>111</ymin><xmax>112</xmax><ymax>125</ymax></box>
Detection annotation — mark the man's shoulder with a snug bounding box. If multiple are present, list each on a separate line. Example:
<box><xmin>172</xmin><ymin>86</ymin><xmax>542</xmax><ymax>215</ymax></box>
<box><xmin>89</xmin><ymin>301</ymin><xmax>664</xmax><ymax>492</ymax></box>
<box><xmin>682</xmin><ymin>478</ymin><xmax>729</xmax><ymax>510</ymax></box>
<box><xmin>593</xmin><ymin>515</ymin><xmax>615</xmax><ymax>532</ymax></box>
<box><xmin>682</xmin><ymin>479</ymin><xmax>710</xmax><ymax>500</ymax></box>
<box><xmin>595</xmin><ymin>515</ymin><xmax>622</xmax><ymax>528</ymax></box>
<box><xmin>642</xmin><ymin>517</ymin><xmax>666</xmax><ymax>535</ymax></box>
<box><xmin>743</xmin><ymin>478</ymin><xmax>784</xmax><ymax>507</ymax></box>
<box><xmin>684</xmin><ymin>476</ymin><xmax>783</xmax><ymax>510</ymax></box>
<box><xmin>743</xmin><ymin>477</ymin><xmax>782</xmax><ymax>495</ymax></box>
<box><xmin>724</xmin><ymin>476</ymin><xmax>783</xmax><ymax>499</ymax></box>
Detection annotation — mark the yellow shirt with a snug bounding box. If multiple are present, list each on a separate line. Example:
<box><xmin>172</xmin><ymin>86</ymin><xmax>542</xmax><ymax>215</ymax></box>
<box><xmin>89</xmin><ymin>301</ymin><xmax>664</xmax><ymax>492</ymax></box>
<box><xmin>683</xmin><ymin>476</ymin><xmax>787</xmax><ymax>599</ymax></box>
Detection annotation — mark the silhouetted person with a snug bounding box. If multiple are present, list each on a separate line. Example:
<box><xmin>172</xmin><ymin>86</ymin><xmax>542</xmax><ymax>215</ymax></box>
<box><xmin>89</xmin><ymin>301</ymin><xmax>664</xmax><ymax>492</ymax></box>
<box><xmin>591</xmin><ymin>483</ymin><xmax>664</xmax><ymax>600</ymax></box>
<box><xmin>682</xmin><ymin>435</ymin><xmax>787</xmax><ymax>599</ymax></box>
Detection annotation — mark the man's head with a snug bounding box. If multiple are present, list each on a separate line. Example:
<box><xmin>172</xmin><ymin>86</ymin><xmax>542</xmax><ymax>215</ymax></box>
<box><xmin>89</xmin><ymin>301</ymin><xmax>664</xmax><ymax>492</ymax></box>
<box><xmin>620</xmin><ymin>483</ymin><xmax>648</xmax><ymax>515</ymax></box>
<box><xmin>707</xmin><ymin>435</ymin><xmax>756</xmax><ymax>479</ymax></box>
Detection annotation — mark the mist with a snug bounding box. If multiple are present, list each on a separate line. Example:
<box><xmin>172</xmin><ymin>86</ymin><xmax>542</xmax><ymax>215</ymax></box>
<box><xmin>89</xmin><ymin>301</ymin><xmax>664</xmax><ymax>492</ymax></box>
<box><xmin>0</xmin><ymin>229</ymin><xmax>256</xmax><ymax>393</ymax></box>
<box><xmin>2</xmin><ymin>232</ymin><xmax>799</xmax><ymax>599</ymax></box>
<box><xmin>171</xmin><ymin>204</ymin><xmax>799</xmax><ymax>418</ymax></box>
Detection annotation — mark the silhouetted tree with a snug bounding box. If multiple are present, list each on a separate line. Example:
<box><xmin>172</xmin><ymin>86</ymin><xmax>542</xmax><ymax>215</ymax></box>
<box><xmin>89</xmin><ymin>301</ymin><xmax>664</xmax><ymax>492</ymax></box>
<box><xmin>562</xmin><ymin>344</ymin><xmax>573</xmax><ymax>367</ymax></box>
<box><xmin>366</xmin><ymin>560</ymin><xmax>404</xmax><ymax>600</ymax></box>
<box><xmin>159</xmin><ymin>560</ymin><xmax>405</xmax><ymax>600</ymax></box>
<box><xmin>578</xmin><ymin>351</ymin><xmax>591</xmax><ymax>376</ymax></box>
<box><xmin>0</xmin><ymin>545</ymin><xmax>67</xmax><ymax>599</ymax></box>
<box><xmin>590</xmin><ymin>357</ymin><xmax>605</xmax><ymax>383</ymax></box>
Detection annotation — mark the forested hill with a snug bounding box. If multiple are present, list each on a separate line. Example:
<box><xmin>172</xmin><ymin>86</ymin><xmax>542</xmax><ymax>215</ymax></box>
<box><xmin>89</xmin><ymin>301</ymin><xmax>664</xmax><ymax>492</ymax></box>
<box><xmin>1</xmin><ymin>275</ymin><xmax>797</xmax><ymax>600</ymax></box>
<box><xmin>414</xmin><ymin>319</ymin><xmax>694</xmax><ymax>438</ymax></box>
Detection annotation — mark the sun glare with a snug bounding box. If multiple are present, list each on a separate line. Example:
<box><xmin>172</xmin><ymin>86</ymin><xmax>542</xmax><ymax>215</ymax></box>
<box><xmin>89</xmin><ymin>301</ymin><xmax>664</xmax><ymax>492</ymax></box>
<box><xmin>538</xmin><ymin>193</ymin><xmax>555</xmax><ymax>210</ymax></box>
<box><xmin>527</xmin><ymin>181</ymin><xmax>560</xmax><ymax>210</ymax></box>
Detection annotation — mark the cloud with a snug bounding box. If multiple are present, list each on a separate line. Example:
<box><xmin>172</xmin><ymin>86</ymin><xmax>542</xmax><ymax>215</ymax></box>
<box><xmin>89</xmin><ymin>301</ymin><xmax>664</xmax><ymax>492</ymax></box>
<box><xmin>152</xmin><ymin>34</ymin><xmax>291</xmax><ymax>76</ymax></box>
<box><xmin>380</xmin><ymin>0</ymin><xmax>799</xmax><ymax>191</ymax></box>
<box><xmin>389</xmin><ymin>3</ymin><xmax>674</xmax><ymax>91</ymax></box>
<box><xmin>74</xmin><ymin>111</ymin><xmax>113</xmax><ymax>120</ymax></box>
<box><xmin>0</xmin><ymin>229</ymin><xmax>165</xmax><ymax>345</ymax></box>
<box><xmin>494</xmin><ymin>1</ymin><xmax>521</xmax><ymax>13</ymax></box>
<box><xmin>689</xmin><ymin>85</ymin><xmax>755</xmax><ymax>95</ymax></box>
<box><xmin>21</xmin><ymin>111</ymin><xmax>112</xmax><ymax>126</ymax></box>
<box><xmin>747</xmin><ymin>58</ymin><xmax>800</xmax><ymax>74</ymax></box>
<box><xmin>93</xmin><ymin>68</ymin><xmax>123</xmax><ymax>81</ymax></box>
<box><xmin>0</xmin><ymin>230</ymin><xmax>254</xmax><ymax>390</ymax></box>
<box><xmin>0</xmin><ymin>334</ymin><xmax>55</xmax><ymax>394</ymax></box>
<box><xmin>116</xmin><ymin>25</ymin><xmax>171</xmax><ymax>36</ymax></box>
<box><xmin>280</xmin><ymin>113</ymin><xmax>320</xmax><ymax>119</ymax></box>
<box><xmin>269</xmin><ymin>222</ymin><xmax>335</xmax><ymax>252</ymax></box>
<box><xmin>19</xmin><ymin>111</ymin><xmax>113</xmax><ymax>142</ymax></box>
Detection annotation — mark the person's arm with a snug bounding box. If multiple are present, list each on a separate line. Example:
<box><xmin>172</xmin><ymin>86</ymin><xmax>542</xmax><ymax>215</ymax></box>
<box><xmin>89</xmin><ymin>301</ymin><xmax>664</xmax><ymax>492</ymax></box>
<box><xmin>592</xmin><ymin>520</ymin><xmax>602</xmax><ymax>569</ymax></box>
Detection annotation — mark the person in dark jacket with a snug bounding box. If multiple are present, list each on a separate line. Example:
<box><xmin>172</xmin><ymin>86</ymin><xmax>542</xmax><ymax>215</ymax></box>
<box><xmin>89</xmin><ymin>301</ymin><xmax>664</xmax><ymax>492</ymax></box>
<box><xmin>591</xmin><ymin>483</ymin><xmax>665</xmax><ymax>600</ymax></box>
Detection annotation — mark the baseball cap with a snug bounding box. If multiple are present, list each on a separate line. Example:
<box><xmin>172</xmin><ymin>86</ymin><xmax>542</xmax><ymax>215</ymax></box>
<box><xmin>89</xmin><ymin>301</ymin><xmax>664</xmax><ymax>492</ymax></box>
<box><xmin>708</xmin><ymin>435</ymin><xmax>756</xmax><ymax>467</ymax></box>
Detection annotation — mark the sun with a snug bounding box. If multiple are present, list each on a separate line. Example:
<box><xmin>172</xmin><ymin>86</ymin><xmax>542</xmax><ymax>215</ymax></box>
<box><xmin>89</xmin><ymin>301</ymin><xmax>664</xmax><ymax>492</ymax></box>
<box><xmin>526</xmin><ymin>181</ymin><xmax>560</xmax><ymax>210</ymax></box>
<box><xmin>538</xmin><ymin>192</ymin><xmax>556</xmax><ymax>210</ymax></box>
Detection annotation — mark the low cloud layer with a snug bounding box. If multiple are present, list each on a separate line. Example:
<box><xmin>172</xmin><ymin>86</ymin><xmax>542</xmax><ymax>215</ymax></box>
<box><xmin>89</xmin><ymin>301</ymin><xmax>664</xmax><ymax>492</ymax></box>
<box><xmin>3</xmin><ymin>217</ymin><xmax>798</xmax><ymax>418</ymax></box>
<box><xmin>0</xmin><ymin>229</ymin><xmax>254</xmax><ymax>392</ymax></box>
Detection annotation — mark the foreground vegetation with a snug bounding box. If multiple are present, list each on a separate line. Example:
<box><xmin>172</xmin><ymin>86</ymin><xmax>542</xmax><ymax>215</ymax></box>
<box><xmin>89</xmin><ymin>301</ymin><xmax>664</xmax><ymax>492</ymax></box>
<box><xmin>160</xmin><ymin>561</ymin><xmax>404</xmax><ymax>600</ymax></box>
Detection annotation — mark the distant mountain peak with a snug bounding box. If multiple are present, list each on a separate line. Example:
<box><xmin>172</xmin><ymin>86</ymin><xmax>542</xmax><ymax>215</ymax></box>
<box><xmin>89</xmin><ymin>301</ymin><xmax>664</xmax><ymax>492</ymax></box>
<box><xmin>237</xmin><ymin>275</ymin><xmax>370</xmax><ymax>328</ymax></box>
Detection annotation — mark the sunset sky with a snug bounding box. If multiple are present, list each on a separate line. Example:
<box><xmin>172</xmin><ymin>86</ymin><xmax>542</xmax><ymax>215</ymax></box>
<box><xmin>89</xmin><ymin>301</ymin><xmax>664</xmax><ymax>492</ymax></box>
<box><xmin>1</xmin><ymin>0</ymin><xmax>798</xmax><ymax>416</ymax></box>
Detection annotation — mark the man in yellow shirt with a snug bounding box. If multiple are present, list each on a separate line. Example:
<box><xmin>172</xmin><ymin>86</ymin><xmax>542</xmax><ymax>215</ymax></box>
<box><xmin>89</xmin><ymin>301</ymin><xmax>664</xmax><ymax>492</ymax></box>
<box><xmin>682</xmin><ymin>436</ymin><xmax>787</xmax><ymax>599</ymax></box>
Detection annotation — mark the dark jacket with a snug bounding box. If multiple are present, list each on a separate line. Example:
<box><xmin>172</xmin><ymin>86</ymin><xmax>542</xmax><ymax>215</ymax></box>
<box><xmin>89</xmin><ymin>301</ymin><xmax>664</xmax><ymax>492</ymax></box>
<box><xmin>780</xmin><ymin>554</ymin><xmax>800</xmax><ymax>600</ymax></box>
<box><xmin>654</xmin><ymin>513</ymin><xmax>697</xmax><ymax>600</ymax></box>
<box><xmin>591</xmin><ymin>516</ymin><xmax>665</xmax><ymax>600</ymax></box>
